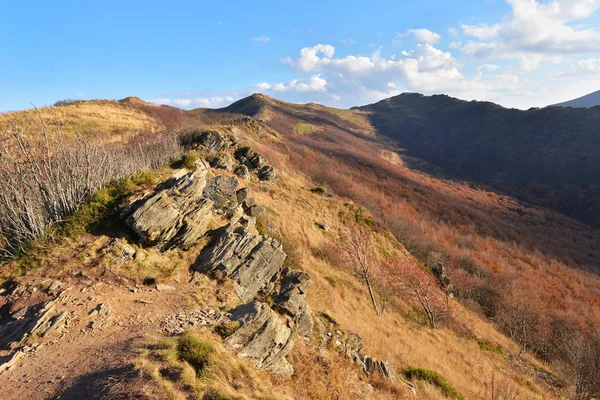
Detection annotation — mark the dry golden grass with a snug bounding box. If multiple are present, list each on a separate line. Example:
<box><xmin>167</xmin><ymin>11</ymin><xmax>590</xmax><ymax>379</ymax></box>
<box><xmin>249</xmin><ymin>170</ymin><xmax>555</xmax><ymax>400</ymax></box>
<box><xmin>0</xmin><ymin>99</ymin><xmax>161</xmax><ymax>140</ymax></box>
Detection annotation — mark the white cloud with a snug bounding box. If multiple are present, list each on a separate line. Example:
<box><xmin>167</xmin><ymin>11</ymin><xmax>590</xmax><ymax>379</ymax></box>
<box><xmin>257</xmin><ymin>43</ymin><xmax>527</xmax><ymax>107</ymax></box>
<box><xmin>254</xmin><ymin>82</ymin><xmax>272</xmax><ymax>90</ymax></box>
<box><xmin>460</xmin><ymin>0</ymin><xmax>600</xmax><ymax>70</ymax></box>
<box><xmin>550</xmin><ymin>57</ymin><xmax>600</xmax><ymax>76</ymax></box>
<box><xmin>253</xmin><ymin>36</ymin><xmax>270</xmax><ymax>44</ymax></box>
<box><xmin>408</xmin><ymin>28</ymin><xmax>441</xmax><ymax>44</ymax></box>
<box><xmin>270</xmin><ymin>75</ymin><xmax>328</xmax><ymax>92</ymax></box>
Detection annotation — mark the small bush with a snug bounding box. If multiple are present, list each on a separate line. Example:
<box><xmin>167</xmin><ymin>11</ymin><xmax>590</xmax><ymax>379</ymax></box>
<box><xmin>181</xmin><ymin>150</ymin><xmax>201</xmax><ymax>171</ymax></box>
<box><xmin>404</xmin><ymin>368</ymin><xmax>464</xmax><ymax>400</ymax></box>
<box><xmin>310</xmin><ymin>186</ymin><xmax>327</xmax><ymax>195</ymax></box>
<box><xmin>177</xmin><ymin>333</ymin><xmax>215</xmax><ymax>374</ymax></box>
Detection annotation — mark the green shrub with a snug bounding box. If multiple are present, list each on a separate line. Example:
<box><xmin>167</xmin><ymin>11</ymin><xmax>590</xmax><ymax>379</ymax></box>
<box><xmin>476</xmin><ymin>338</ymin><xmax>504</xmax><ymax>355</ymax></box>
<box><xmin>177</xmin><ymin>333</ymin><xmax>215</xmax><ymax>374</ymax></box>
<box><xmin>181</xmin><ymin>150</ymin><xmax>201</xmax><ymax>171</ymax></box>
<box><xmin>404</xmin><ymin>368</ymin><xmax>464</xmax><ymax>400</ymax></box>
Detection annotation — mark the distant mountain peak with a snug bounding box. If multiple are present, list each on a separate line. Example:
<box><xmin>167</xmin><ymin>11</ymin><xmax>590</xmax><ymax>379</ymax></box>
<box><xmin>552</xmin><ymin>89</ymin><xmax>600</xmax><ymax>108</ymax></box>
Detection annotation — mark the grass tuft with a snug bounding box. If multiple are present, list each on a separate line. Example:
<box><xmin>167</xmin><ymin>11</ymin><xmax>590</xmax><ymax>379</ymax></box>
<box><xmin>177</xmin><ymin>333</ymin><xmax>215</xmax><ymax>374</ymax></box>
<box><xmin>404</xmin><ymin>367</ymin><xmax>464</xmax><ymax>400</ymax></box>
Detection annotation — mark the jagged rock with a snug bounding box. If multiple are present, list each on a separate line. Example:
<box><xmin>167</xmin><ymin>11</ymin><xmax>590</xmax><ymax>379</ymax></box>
<box><xmin>202</xmin><ymin>176</ymin><xmax>240</xmax><ymax>214</ymax></box>
<box><xmin>242</xmin><ymin>197</ymin><xmax>264</xmax><ymax>218</ymax></box>
<box><xmin>209</xmin><ymin>154</ymin><xmax>234</xmax><ymax>172</ymax></box>
<box><xmin>0</xmin><ymin>349</ymin><xmax>24</xmax><ymax>375</ymax></box>
<box><xmin>225</xmin><ymin>301</ymin><xmax>294</xmax><ymax>374</ymax></box>
<box><xmin>274</xmin><ymin>269</ymin><xmax>313</xmax><ymax>337</ymax></box>
<box><xmin>0</xmin><ymin>292</ymin><xmax>72</xmax><ymax>350</ymax></box>
<box><xmin>236</xmin><ymin>188</ymin><xmax>249</xmax><ymax>204</ymax></box>
<box><xmin>234</xmin><ymin>165</ymin><xmax>250</xmax><ymax>180</ymax></box>
<box><xmin>257</xmin><ymin>165</ymin><xmax>277</xmax><ymax>181</ymax></box>
<box><xmin>122</xmin><ymin>168</ymin><xmax>213</xmax><ymax>250</ymax></box>
<box><xmin>355</xmin><ymin>355</ymin><xmax>394</xmax><ymax>379</ymax></box>
<box><xmin>106</xmin><ymin>238</ymin><xmax>136</xmax><ymax>262</ymax></box>
<box><xmin>194</xmin><ymin>130</ymin><xmax>235</xmax><ymax>152</ymax></box>
<box><xmin>234</xmin><ymin>147</ymin><xmax>276</xmax><ymax>181</ymax></box>
<box><xmin>314</xmin><ymin>221</ymin><xmax>330</xmax><ymax>231</ymax></box>
<box><xmin>197</xmin><ymin>217</ymin><xmax>286</xmax><ymax>302</ymax></box>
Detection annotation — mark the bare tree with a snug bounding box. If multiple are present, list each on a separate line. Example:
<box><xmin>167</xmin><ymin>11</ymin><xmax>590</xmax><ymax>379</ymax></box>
<box><xmin>336</xmin><ymin>226</ymin><xmax>383</xmax><ymax>315</ymax></box>
<box><xmin>557</xmin><ymin>329</ymin><xmax>600</xmax><ymax>399</ymax></box>
<box><xmin>389</xmin><ymin>258</ymin><xmax>449</xmax><ymax>328</ymax></box>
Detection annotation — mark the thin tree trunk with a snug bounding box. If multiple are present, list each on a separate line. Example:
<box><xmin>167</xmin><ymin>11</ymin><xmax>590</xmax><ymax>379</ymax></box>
<box><xmin>365</xmin><ymin>274</ymin><xmax>380</xmax><ymax>315</ymax></box>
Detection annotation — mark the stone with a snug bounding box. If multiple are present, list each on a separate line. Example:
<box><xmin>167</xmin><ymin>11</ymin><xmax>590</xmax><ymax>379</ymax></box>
<box><xmin>209</xmin><ymin>154</ymin><xmax>234</xmax><ymax>172</ymax></box>
<box><xmin>274</xmin><ymin>269</ymin><xmax>313</xmax><ymax>337</ymax></box>
<box><xmin>122</xmin><ymin>168</ymin><xmax>213</xmax><ymax>250</ymax></box>
<box><xmin>357</xmin><ymin>355</ymin><xmax>395</xmax><ymax>379</ymax></box>
<box><xmin>156</xmin><ymin>284</ymin><xmax>176</xmax><ymax>292</ymax></box>
<box><xmin>225</xmin><ymin>301</ymin><xmax>294</xmax><ymax>374</ymax></box>
<box><xmin>314</xmin><ymin>221</ymin><xmax>330</xmax><ymax>231</ymax></box>
<box><xmin>234</xmin><ymin>165</ymin><xmax>250</xmax><ymax>180</ymax></box>
<box><xmin>197</xmin><ymin>218</ymin><xmax>286</xmax><ymax>302</ymax></box>
<box><xmin>0</xmin><ymin>293</ymin><xmax>72</xmax><ymax>350</ymax></box>
<box><xmin>202</xmin><ymin>176</ymin><xmax>240</xmax><ymax>214</ymax></box>
<box><xmin>236</xmin><ymin>188</ymin><xmax>249</xmax><ymax>204</ymax></box>
<box><xmin>0</xmin><ymin>349</ymin><xmax>24</xmax><ymax>375</ymax></box>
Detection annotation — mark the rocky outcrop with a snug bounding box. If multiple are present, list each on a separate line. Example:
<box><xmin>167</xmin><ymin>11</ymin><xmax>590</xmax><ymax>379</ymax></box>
<box><xmin>0</xmin><ymin>289</ymin><xmax>72</xmax><ymax>350</ymax></box>
<box><xmin>193</xmin><ymin>130</ymin><xmax>236</xmax><ymax>152</ymax></box>
<box><xmin>234</xmin><ymin>147</ymin><xmax>277</xmax><ymax>182</ymax></box>
<box><xmin>197</xmin><ymin>216</ymin><xmax>286</xmax><ymax>302</ymax></box>
<box><xmin>225</xmin><ymin>301</ymin><xmax>294</xmax><ymax>374</ymax></box>
<box><xmin>316</xmin><ymin>313</ymin><xmax>395</xmax><ymax>380</ymax></box>
<box><xmin>355</xmin><ymin>355</ymin><xmax>394</xmax><ymax>379</ymax></box>
<box><xmin>121</xmin><ymin>166</ymin><xmax>213</xmax><ymax>250</ymax></box>
<box><xmin>274</xmin><ymin>268</ymin><xmax>313</xmax><ymax>337</ymax></box>
<box><xmin>202</xmin><ymin>175</ymin><xmax>240</xmax><ymax>214</ymax></box>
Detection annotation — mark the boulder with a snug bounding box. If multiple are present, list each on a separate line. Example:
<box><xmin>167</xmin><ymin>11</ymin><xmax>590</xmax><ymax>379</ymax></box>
<box><xmin>242</xmin><ymin>198</ymin><xmax>264</xmax><ymax>218</ymax></box>
<box><xmin>202</xmin><ymin>176</ymin><xmax>240</xmax><ymax>214</ymax></box>
<box><xmin>234</xmin><ymin>165</ymin><xmax>250</xmax><ymax>180</ymax></box>
<box><xmin>257</xmin><ymin>165</ymin><xmax>277</xmax><ymax>182</ymax></box>
<box><xmin>225</xmin><ymin>301</ymin><xmax>294</xmax><ymax>374</ymax></box>
<box><xmin>122</xmin><ymin>168</ymin><xmax>213</xmax><ymax>250</ymax></box>
<box><xmin>274</xmin><ymin>269</ymin><xmax>313</xmax><ymax>337</ymax></box>
<box><xmin>197</xmin><ymin>217</ymin><xmax>286</xmax><ymax>302</ymax></box>
<box><xmin>355</xmin><ymin>355</ymin><xmax>395</xmax><ymax>379</ymax></box>
<box><xmin>209</xmin><ymin>154</ymin><xmax>234</xmax><ymax>172</ymax></box>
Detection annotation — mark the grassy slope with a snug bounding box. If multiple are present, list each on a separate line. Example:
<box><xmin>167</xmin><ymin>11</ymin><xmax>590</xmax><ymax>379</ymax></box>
<box><xmin>0</xmin><ymin>97</ymin><xmax>161</xmax><ymax>140</ymax></box>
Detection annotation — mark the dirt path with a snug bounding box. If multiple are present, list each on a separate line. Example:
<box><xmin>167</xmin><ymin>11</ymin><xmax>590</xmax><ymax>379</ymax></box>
<box><xmin>0</xmin><ymin>280</ymin><xmax>202</xmax><ymax>400</ymax></box>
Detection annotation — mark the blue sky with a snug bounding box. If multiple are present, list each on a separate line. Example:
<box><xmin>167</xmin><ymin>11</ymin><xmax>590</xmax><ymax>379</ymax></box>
<box><xmin>2</xmin><ymin>0</ymin><xmax>600</xmax><ymax>111</ymax></box>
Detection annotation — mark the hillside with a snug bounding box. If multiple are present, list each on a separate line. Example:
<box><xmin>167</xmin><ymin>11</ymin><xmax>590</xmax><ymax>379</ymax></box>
<box><xmin>0</xmin><ymin>95</ymin><xmax>598</xmax><ymax>399</ymax></box>
<box><xmin>553</xmin><ymin>89</ymin><xmax>600</xmax><ymax>108</ymax></box>
<box><xmin>355</xmin><ymin>93</ymin><xmax>600</xmax><ymax>228</ymax></box>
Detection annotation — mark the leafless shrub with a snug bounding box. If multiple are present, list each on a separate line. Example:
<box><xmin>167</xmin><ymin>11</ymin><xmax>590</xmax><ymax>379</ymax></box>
<box><xmin>484</xmin><ymin>370</ymin><xmax>522</xmax><ymax>400</ymax></box>
<box><xmin>0</xmin><ymin>119</ymin><xmax>181</xmax><ymax>258</ymax></box>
